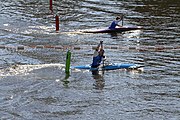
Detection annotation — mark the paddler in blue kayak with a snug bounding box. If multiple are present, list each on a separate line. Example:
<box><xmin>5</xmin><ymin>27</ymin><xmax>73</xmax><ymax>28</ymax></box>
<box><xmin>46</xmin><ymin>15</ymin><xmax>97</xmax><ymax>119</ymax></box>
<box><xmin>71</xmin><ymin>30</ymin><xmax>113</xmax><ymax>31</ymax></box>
<box><xmin>91</xmin><ymin>41</ymin><xmax>106</xmax><ymax>68</ymax></box>
<box><xmin>109</xmin><ymin>16</ymin><xmax>123</xmax><ymax>29</ymax></box>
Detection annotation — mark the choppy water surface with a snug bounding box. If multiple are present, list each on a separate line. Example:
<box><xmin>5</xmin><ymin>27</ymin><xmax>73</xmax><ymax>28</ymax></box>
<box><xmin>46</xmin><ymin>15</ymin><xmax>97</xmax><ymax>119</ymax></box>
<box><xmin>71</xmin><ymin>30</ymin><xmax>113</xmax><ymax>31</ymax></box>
<box><xmin>0</xmin><ymin>0</ymin><xmax>179</xmax><ymax>119</ymax></box>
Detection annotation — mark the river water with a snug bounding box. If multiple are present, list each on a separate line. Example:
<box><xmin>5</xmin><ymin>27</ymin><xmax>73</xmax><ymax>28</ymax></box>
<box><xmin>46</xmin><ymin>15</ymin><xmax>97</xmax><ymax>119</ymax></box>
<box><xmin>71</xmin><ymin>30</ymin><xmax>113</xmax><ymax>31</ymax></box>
<box><xmin>0</xmin><ymin>0</ymin><xmax>179</xmax><ymax>119</ymax></box>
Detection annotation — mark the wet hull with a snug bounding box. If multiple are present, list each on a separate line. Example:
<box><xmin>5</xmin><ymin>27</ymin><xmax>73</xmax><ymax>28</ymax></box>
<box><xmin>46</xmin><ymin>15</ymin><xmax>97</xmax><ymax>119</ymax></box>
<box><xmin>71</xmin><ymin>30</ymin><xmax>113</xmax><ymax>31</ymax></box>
<box><xmin>82</xmin><ymin>26</ymin><xmax>142</xmax><ymax>33</ymax></box>
<box><xmin>72</xmin><ymin>63</ymin><xmax>143</xmax><ymax>71</ymax></box>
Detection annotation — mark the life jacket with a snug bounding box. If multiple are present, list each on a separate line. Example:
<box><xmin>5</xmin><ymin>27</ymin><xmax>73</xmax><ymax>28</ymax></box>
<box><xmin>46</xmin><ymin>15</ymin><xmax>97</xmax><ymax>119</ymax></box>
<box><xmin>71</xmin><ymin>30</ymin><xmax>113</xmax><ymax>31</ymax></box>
<box><xmin>109</xmin><ymin>20</ymin><xmax>119</xmax><ymax>29</ymax></box>
<box><xmin>91</xmin><ymin>55</ymin><xmax>102</xmax><ymax>67</ymax></box>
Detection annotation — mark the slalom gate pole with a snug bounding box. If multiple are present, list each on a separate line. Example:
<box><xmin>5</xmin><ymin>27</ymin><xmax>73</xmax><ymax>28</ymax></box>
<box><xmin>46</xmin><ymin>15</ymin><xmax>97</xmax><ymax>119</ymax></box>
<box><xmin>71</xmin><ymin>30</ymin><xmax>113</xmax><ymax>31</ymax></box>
<box><xmin>55</xmin><ymin>15</ymin><xmax>59</xmax><ymax>31</ymax></box>
<box><xmin>65</xmin><ymin>50</ymin><xmax>71</xmax><ymax>74</ymax></box>
<box><xmin>49</xmin><ymin>0</ymin><xmax>53</xmax><ymax>12</ymax></box>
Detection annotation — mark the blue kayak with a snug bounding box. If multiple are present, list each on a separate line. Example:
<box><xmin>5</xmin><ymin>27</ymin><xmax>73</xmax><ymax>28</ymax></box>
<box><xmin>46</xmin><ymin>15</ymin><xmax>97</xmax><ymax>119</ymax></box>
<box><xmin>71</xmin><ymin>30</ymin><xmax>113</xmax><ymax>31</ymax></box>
<box><xmin>72</xmin><ymin>63</ymin><xmax>143</xmax><ymax>71</ymax></box>
<box><xmin>82</xmin><ymin>26</ymin><xmax>142</xmax><ymax>33</ymax></box>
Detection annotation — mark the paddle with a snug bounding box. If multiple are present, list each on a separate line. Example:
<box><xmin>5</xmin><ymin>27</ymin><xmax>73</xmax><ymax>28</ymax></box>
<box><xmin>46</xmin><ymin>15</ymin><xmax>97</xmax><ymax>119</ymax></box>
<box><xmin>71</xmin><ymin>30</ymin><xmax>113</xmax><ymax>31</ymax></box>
<box><xmin>121</xmin><ymin>14</ymin><xmax>124</xmax><ymax>26</ymax></box>
<box><xmin>100</xmin><ymin>41</ymin><xmax>105</xmax><ymax>67</ymax></box>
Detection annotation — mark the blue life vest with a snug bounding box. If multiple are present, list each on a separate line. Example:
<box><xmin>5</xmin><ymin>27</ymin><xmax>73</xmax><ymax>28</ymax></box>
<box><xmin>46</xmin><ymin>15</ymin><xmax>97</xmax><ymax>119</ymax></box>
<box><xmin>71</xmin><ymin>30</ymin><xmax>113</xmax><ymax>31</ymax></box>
<box><xmin>91</xmin><ymin>55</ymin><xmax>102</xmax><ymax>67</ymax></box>
<box><xmin>109</xmin><ymin>21</ymin><xmax>116</xmax><ymax>29</ymax></box>
<box><xmin>109</xmin><ymin>20</ymin><xmax>120</xmax><ymax>29</ymax></box>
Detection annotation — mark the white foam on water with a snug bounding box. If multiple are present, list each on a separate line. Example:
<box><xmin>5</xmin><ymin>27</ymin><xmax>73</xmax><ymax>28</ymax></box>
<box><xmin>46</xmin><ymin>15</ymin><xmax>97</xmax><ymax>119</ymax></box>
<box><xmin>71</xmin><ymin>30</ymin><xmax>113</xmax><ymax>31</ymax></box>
<box><xmin>0</xmin><ymin>63</ymin><xmax>65</xmax><ymax>77</ymax></box>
